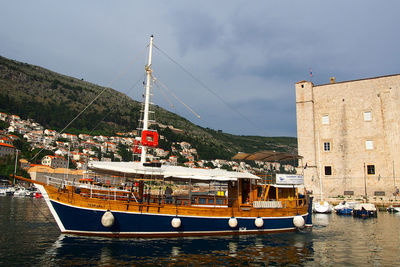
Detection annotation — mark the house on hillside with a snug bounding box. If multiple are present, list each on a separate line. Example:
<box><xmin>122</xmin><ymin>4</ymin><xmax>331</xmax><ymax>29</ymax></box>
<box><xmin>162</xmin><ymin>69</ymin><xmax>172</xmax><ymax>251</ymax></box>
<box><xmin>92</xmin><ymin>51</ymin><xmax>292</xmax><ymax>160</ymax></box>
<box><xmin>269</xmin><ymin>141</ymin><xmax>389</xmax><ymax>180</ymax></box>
<box><xmin>0</xmin><ymin>137</ymin><xmax>13</xmax><ymax>146</ymax></box>
<box><xmin>102</xmin><ymin>142</ymin><xmax>117</xmax><ymax>153</ymax></box>
<box><xmin>184</xmin><ymin>161</ymin><xmax>195</xmax><ymax>167</ymax></box>
<box><xmin>10</xmin><ymin>115</ymin><xmax>21</xmax><ymax>121</ymax></box>
<box><xmin>0</xmin><ymin>112</ymin><xmax>7</xmax><ymax>121</ymax></box>
<box><xmin>61</xmin><ymin>133</ymin><xmax>78</xmax><ymax>142</ymax></box>
<box><xmin>180</xmin><ymin>141</ymin><xmax>191</xmax><ymax>150</ymax></box>
<box><xmin>44</xmin><ymin>129</ymin><xmax>58</xmax><ymax>136</ymax></box>
<box><xmin>41</xmin><ymin>155</ymin><xmax>68</xmax><ymax>168</ymax></box>
<box><xmin>78</xmin><ymin>134</ymin><xmax>91</xmax><ymax>141</ymax></box>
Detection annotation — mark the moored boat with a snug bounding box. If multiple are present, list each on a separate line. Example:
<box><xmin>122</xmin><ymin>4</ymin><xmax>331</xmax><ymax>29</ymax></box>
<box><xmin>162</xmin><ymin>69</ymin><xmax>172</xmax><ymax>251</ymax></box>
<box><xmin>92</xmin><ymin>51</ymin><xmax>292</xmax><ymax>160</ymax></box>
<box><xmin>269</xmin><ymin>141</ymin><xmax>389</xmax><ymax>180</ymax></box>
<box><xmin>15</xmin><ymin>36</ymin><xmax>312</xmax><ymax>237</ymax></box>
<box><xmin>333</xmin><ymin>201</ymin><xmax>359</xmax><ymax>215</ymax></box>
<box><xmin>313</xmin><ymin>201</ymin><xmax>332</xmax><ymax>214</ymax></box>
<box><xmin>352</xmin><ymin>203</ymin><xmax>377</xmax><ymax>218</ymax></box>
<box><xmin>386</xmin><ymin>205</ymin><xmax>400</xmax><ymax>213</ymax></box>
<box><xmin>13</xmin><ymin>186</ymin><xmax>27</xmax><ymax>197</ymax></box>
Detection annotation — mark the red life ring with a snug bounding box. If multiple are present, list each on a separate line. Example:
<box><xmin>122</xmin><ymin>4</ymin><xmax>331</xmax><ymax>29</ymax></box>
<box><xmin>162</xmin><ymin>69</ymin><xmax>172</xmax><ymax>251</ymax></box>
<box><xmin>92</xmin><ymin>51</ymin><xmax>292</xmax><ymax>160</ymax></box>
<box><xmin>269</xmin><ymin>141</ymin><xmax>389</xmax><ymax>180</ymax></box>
<box><xmin>141</xmin><ymin>130</ymin><xmax>159</xmax><ymax>147</ymax></box>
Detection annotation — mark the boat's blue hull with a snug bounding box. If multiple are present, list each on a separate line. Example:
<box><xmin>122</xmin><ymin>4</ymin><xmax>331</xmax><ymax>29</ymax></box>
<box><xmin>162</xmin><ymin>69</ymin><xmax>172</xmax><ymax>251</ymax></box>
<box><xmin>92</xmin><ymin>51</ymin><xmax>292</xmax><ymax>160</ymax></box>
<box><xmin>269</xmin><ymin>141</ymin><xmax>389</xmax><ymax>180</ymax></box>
<box><xmin>49</xmin><ymin>199</ymin><xmax>312</xmax><ymax>237</ymax></box>
<box><xmin>335</xmin><ymin>208</ymin><xmax>353</xmax><ymax>215</ymax></box>
<box><xmin>352</xmin><ymin>209</ymin><xmax>377</xmax><ymax>218</ymax></box>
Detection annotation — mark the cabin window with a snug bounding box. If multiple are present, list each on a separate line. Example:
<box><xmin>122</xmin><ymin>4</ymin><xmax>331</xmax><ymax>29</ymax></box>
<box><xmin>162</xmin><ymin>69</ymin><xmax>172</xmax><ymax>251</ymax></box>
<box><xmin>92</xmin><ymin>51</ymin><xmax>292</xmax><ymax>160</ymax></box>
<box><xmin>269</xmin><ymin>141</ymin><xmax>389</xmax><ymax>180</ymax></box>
<box><xmin>322</xmin><ymin>115</ymin><xmax>329</xmax><ymax>125</ymax></box>
<box><xmin>366</xmin><ymin>140</ymin><xmax>374</xmax><ymax>150</ymax></box>
<box><xmin>208</xmin><ymin>199</ymin><xmax>215</xmax><ymax>204</ymax></box>
<box><xmin>216</xmin><ymin>198</ymin><xmax>224</xmax><ymax>205</ymax></box>
<box><xmin>198</xmin><ymin>198</ymin><xmax>206</xmax><ymax>204</ymax></box>
<box><xmin>324</xmin><ymin>166</ymin><xmax>332</xmax><ymax>176</ymax></box>
<box><xmin>323</xmin><ymin>142</ymin><xmax>331</xmax><ymax>151</ymax></box>
<box><xmin>364</xmin><ymin>111</ymin><xmax>372</xmax><ymax>121</ymax></box>
<box><xmin>367</xmin><ymin>165</ymin><xmax>375</xmax><ymax>175</ymax></box>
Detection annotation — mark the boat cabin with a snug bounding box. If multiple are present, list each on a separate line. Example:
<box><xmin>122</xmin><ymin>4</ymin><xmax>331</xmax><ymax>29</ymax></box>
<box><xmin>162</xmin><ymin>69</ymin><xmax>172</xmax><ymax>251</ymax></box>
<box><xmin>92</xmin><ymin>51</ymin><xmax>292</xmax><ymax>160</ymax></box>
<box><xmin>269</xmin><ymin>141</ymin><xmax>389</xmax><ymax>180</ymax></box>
<box><xmin>47</xmin><ymin>161</ymin><xmax>307</xmax><ymax>213</ymax></box>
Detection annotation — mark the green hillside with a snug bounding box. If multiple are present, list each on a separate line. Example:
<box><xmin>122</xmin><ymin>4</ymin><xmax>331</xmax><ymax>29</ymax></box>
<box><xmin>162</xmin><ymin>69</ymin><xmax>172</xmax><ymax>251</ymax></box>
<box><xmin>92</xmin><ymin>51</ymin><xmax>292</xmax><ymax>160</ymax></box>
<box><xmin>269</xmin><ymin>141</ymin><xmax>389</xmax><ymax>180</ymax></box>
<box><xmin>0</xmin><ymin>55</ymin><xmax>297</xmax><ymax>160</ymax></box>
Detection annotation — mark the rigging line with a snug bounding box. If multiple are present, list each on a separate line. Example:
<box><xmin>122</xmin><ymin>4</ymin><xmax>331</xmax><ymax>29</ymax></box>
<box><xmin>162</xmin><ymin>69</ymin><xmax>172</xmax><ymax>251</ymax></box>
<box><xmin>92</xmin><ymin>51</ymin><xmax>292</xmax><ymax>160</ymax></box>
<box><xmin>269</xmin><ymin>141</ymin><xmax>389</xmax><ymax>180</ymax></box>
<box><xmin>152</xmin><ymin>77</ymin><xmax>175</xmax><ymax>108</ymax></box>
<box><xmin>152</xmin><ymin>74</ymin><xmax>201</xmax><ymax>119</ymax></box>
<box><xmin>88</xmin><ymin>74</ymin><xmax>145</xmax><ymax>136</ymax></box>
<box><xmin>29</xmin><ymin>198</ymin><xmax>58</xmax><ymax>228</ymax></box>
<box><xmin>61</xmin><ymin>45</ymin><xmax>149</xmax><ymax>134</ymax></box>
<box><xmin>30</xmin><ymin>45</ymin><xmax>148</xmax><ymax>161</ymax></box>
<box><xmin>153</xmin><ymin>44</ymin><xmax>268</xmax><ymax>135</ymax></box>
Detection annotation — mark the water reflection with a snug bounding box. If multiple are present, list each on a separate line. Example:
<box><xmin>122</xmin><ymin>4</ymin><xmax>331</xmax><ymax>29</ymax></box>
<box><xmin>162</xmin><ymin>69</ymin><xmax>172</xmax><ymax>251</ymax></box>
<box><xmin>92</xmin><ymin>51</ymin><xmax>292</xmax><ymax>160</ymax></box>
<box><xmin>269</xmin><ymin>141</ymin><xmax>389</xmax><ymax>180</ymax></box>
<box><xmin>42</xmin><ymin>233</ymin><xmax>313</xmax><ymax>266</ymax></box>
<box><xmin>2</xmin><ymin>197</ymin><xmax>400</xmax><ymax>266</ymax></box>
<box><xmin>313</xmin><ymin>213</ymin><xmax>331</xmax><ymax>227</ymax></box>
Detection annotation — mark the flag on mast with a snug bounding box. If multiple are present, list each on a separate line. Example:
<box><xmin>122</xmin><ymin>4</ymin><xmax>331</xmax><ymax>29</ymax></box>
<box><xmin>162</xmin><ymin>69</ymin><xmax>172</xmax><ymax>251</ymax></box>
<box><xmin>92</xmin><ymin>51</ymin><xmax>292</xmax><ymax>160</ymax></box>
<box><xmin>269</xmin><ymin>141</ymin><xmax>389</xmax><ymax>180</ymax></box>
<box><xmin>309</xmin><ymin>68</ymin><xmax>313</xmax><ymax>78</ymax></box>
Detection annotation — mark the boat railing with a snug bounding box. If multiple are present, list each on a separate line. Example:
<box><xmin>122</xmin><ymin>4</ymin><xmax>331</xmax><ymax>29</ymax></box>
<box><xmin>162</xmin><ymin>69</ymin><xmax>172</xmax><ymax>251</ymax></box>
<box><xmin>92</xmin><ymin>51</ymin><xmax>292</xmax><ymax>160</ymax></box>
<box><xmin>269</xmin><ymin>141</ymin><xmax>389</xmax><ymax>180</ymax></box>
<box><xmin>45</xmin><ymin>175</ymin><xmax>74</xmax><ymax>188</ymax></box>
<box><xmin>45</xmin><ymin>175</ymin><xmax>130</xmax><ymax>196</ymax></box>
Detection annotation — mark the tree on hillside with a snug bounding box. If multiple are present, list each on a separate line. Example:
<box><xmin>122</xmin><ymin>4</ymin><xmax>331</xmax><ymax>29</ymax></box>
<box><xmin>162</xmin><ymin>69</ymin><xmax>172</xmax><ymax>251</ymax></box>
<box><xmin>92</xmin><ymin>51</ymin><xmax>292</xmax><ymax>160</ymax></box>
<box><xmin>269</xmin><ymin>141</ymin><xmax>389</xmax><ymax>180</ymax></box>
<box><xmin>117</xmin><ymin>143</ymin><xmax>132</xmax><ymax>162</ymax></box>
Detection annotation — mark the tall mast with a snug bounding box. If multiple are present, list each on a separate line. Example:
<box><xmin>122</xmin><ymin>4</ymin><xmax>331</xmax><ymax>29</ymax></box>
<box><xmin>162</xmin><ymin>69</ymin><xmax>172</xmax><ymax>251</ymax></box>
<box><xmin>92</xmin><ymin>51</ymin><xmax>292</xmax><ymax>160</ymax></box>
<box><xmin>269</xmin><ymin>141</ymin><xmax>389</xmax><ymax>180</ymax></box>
<box><xmin>140</xmin><ymin>35</ymin><xmax>154</xmax><ymax>163</ymax></box>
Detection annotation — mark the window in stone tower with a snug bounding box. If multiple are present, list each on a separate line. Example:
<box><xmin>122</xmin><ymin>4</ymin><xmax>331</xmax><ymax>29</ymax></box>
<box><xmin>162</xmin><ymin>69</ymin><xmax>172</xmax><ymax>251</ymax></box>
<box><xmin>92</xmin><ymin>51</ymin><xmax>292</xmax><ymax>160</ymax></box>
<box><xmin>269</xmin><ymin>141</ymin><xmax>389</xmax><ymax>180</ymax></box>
<box><xmin>367</xmin><ymin>165</ymin><xmax>375</xmax><ymax>175</ymax></box>
<box><xmin>324</xmin><ymin>166</ymin><xmax>332</xmax><ymax>175</ymax></box>
<box><xmin>364</xmin><ymin>111</ymin><xmax>372</xmax><ymax>121</ymax></box>
<box><xmin>322</xmin><ymin>115</ymin><xmax>329</xmax><ymax>125</ymax></box>
<box><xmin>323</xmin><ymin>142</ymin><xmax>331</xmax><ymax>151</ymax></box>
<box><xmin>365</xmin><ymin>140</ymin><xmax>374</xmax><ymax>150</ymax></box>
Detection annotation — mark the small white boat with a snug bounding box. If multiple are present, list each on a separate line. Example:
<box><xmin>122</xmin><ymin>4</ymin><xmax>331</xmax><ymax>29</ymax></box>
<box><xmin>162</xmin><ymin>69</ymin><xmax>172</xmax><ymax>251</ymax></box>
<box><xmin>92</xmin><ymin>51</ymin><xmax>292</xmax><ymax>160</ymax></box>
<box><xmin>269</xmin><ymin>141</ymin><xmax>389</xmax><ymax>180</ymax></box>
<box><xmin>313</xmin><ymin>201</ymin><xmax>333</xmax><ymax>213</ymax></box>
<box><xmin>0</xmin><ymin>188</ymin><xmax>6</xmax><ymax>196</ymax></box>
<box><xmin>13</xmin><ymin>187</ymin><xmax>27</xmax><ymax>197</ymax></box>
<box><xmin>5</xmin><ymin>187</ymin><xmax>15</xmax><ymax>195</ymax></box>
<box><xmin>387</xmin><ymin>205</ymin><xmax>400</xmax><ymax>213</ymax></box>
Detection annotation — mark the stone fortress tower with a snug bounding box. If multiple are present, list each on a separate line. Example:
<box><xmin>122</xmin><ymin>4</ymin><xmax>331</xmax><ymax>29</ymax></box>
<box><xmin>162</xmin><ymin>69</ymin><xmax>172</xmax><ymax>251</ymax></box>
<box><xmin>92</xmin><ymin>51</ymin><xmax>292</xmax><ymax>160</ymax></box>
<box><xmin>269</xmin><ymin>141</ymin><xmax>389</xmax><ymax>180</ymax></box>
<box><xmin>296</xmin><ymin>74</ymin><xmax>400</xmax><ymax>200</ymax></box>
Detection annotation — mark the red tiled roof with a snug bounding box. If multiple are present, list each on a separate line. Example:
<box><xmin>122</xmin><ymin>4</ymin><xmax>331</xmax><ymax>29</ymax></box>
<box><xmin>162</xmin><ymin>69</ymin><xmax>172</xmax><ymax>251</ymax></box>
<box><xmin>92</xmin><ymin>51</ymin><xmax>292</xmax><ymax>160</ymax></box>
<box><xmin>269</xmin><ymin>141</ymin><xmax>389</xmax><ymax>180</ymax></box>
<box><xmin>0</xmin><ymin>143</ymin><xmax>16</xmax><ymax>149</ymax></box>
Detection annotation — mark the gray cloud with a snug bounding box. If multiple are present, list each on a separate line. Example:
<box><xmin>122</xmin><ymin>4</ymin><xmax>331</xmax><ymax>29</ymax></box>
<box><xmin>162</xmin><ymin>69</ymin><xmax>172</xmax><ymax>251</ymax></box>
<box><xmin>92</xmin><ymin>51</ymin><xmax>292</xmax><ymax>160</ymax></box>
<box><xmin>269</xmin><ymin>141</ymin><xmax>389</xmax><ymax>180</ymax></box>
<box><xmin>1</xmin><ymin>0</ymin><xmax>400</xmax><ymax>137</ymax></box>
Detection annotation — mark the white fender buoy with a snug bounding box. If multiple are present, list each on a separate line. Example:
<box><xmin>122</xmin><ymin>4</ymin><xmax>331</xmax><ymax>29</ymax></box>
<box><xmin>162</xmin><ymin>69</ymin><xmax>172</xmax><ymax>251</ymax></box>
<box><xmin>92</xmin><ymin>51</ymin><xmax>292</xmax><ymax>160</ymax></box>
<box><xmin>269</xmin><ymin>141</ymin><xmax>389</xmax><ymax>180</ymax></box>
<box><xmin>255</xmin><ymin>217</ymin><xmax>264</xmax><ymax>228</ymax></box>
<box><xmin>101</xmin><ymin>211</ymin><xmax>115</xmax><ymax>228</ymax></box>
<box><xmin>293</xmin><ymin>215</ymin><xmax>305</xmax><ymax>228</ymax></box>
<box><xmin>228</xmin><ymin>217</ymin><xmax>238</xmax><ymax>228</ymax></box>
<box><xmin>171</xmin><ymin>217</ymin><xmax>181</xmax><ymax>228</ymax></box>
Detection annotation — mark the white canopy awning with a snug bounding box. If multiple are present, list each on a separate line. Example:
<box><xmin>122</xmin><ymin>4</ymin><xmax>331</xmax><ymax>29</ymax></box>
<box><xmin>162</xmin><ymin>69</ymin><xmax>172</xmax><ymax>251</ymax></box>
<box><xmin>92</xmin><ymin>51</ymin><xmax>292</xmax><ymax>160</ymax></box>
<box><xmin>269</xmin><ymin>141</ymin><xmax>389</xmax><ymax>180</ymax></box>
<box><xmin>88</xmin><ymin>161</ymin><xmax>260</xmax><ymax>182</ymax></box>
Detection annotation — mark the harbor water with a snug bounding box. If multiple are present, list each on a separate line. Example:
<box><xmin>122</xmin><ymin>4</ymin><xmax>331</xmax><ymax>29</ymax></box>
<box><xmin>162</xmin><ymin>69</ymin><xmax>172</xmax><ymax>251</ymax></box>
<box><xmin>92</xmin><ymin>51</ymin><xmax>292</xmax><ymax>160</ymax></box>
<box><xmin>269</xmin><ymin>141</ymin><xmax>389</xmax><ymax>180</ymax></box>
<box><xmin>1</xmin><ymin>196</ymin><xmax>400</xmax><ymax>266</ymax></box>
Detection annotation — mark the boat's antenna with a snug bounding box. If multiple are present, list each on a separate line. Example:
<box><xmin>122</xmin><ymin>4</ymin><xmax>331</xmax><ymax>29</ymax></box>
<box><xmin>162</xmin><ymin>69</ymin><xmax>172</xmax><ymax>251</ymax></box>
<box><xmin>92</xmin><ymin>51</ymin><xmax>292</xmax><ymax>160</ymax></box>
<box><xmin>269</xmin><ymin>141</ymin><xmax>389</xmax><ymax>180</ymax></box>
<box><xmin>140</xmin><ymin>35</ymin><xmax>154</xmax><ymax>163</ymax></box>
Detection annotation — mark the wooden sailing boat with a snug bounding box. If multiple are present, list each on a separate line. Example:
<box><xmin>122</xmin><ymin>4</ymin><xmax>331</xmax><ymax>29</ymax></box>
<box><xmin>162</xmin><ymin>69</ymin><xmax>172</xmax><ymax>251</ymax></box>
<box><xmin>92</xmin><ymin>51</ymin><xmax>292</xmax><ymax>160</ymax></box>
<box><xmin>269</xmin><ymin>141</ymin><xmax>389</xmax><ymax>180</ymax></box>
<box><xmin>16</xmin><ymin>36</ymin><xmax>312</xmax><ymax>237</ymax></box>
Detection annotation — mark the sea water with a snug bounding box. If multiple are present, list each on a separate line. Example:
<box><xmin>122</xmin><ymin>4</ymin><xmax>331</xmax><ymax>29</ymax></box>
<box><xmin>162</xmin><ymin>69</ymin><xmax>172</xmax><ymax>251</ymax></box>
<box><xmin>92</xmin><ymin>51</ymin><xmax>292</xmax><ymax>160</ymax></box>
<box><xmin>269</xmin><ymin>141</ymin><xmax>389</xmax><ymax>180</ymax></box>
<box><xmin>1</xmin><ymin>196</ymin><xmax>400</xmax><ymax>266</ymax></box>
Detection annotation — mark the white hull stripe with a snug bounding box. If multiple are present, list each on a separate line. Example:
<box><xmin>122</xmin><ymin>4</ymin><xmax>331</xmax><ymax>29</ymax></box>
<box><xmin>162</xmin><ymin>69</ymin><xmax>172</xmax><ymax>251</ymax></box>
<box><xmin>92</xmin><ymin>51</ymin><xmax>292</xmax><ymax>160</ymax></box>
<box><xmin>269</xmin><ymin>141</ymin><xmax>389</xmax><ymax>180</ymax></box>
<box><xmin>35</xmin><ymin>184</ymin><xmax>66</xmax><ymax>232</ymax></box>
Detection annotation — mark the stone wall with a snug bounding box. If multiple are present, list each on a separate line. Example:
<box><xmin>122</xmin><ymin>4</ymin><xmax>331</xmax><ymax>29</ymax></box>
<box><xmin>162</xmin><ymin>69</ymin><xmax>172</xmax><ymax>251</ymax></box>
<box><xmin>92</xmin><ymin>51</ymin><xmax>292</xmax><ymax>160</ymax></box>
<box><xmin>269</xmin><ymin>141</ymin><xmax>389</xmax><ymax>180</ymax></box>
<box><xmin>296</xmin><ymin>74</ymin><xmax>400</xmax><ymax>200</ymax></box>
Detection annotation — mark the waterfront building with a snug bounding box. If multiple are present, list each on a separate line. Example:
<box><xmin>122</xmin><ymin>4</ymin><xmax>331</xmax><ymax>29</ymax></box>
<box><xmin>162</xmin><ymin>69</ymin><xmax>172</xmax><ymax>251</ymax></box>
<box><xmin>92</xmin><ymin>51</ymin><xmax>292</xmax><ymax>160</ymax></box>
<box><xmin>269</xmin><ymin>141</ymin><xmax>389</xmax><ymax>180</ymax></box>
<box><xmin>296</xmin><ymin>74</ymin><xmax>400</xmax><ymax>199</ymax></box>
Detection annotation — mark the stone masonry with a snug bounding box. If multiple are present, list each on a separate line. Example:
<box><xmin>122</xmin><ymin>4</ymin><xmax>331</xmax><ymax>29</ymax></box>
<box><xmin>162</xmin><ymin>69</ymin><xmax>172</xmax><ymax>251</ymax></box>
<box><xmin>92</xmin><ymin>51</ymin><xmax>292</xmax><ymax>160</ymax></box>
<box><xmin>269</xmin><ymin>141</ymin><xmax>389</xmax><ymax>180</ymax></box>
<box><xmin>296</xmin><ymin>74</ymin><xmax>400</xmax><ymax>200</ymax></box>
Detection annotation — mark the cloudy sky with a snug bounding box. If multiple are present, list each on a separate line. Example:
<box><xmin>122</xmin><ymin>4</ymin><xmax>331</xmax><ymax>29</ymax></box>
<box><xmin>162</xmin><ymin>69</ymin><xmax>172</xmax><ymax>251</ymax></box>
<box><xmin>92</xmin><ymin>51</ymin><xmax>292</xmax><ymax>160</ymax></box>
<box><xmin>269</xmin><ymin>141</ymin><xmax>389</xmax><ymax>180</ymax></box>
<box><xmin>1</xmin><ymin>1</ymin><xmax>399</xmax><ymax>137</ymax></box>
